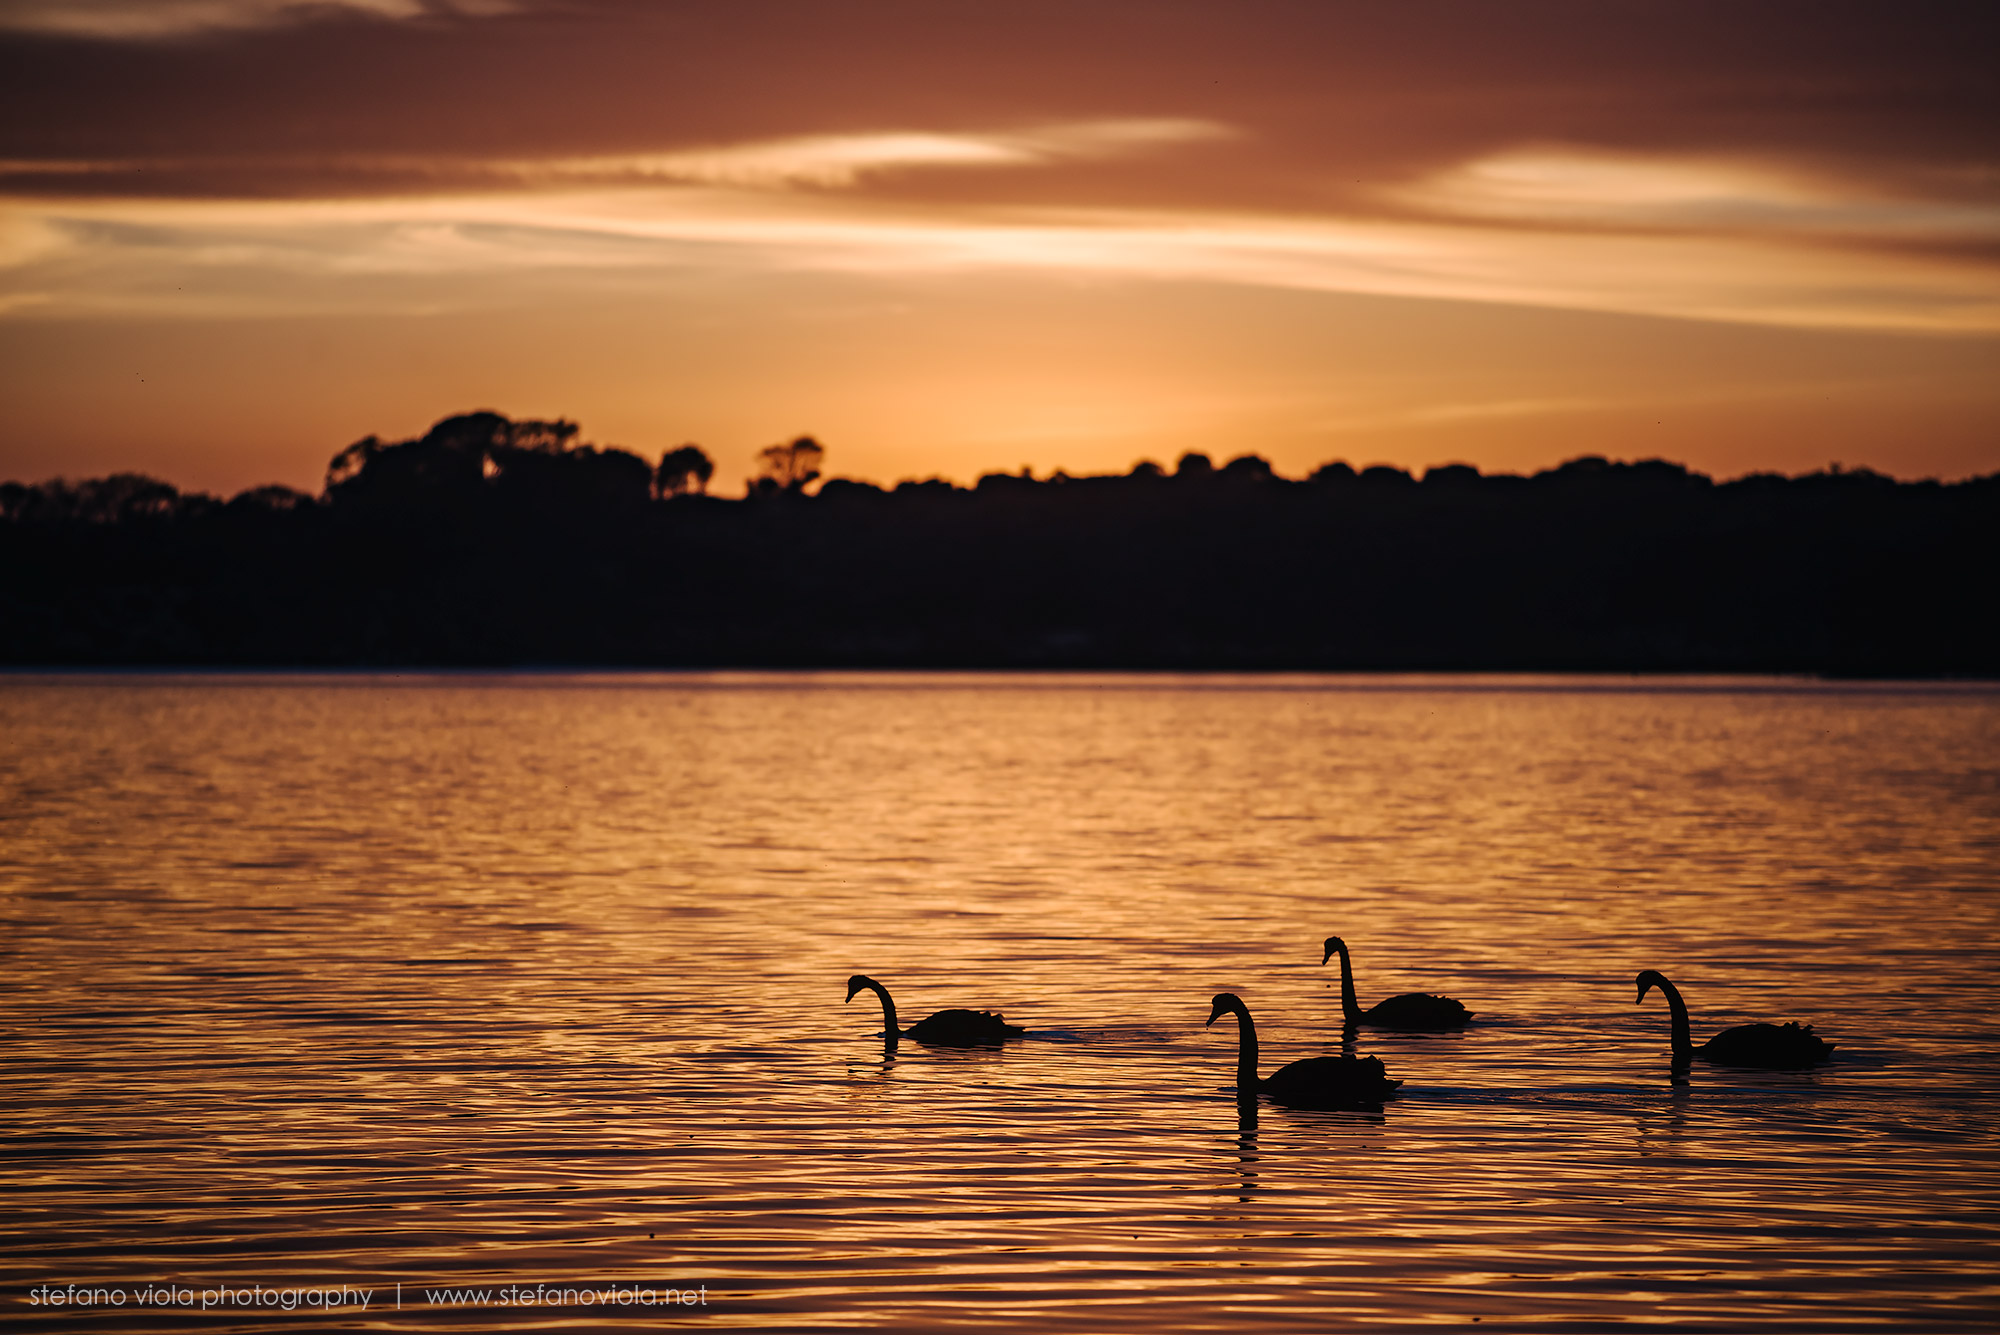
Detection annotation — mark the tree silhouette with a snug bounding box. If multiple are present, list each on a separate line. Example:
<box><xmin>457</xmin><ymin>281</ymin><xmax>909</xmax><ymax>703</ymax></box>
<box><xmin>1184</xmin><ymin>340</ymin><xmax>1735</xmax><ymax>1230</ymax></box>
<box><xmin>3</xmin><ymin>411</ymin><xmax>1995</xmax><ymax>674</ymax></box>
<box><xmin>324</xmin><ymin>411</ymin><xmax>631</xmax><ymax>511</ymax></box>
<box><xmin>1</xmin><ymin>472</ymin><xmax>191</xmax><ymax>523</ymax></box>
<box><xmin>504</xmin><ymin>418</ymin><xmax>581</xmax><ymax>455</ymax></box>
<box><xmin>1220</xmin><ymin>454</ymin><xmax>1275</xmax><ymax>482</ymax></box>
<box><xmin>656</xmin><ymin>444</ymin><xmax>715</xmax><ymax>498</ymax></box>
<box><xmin>755</xmin><ymin>436</ymin><xmax>824</xmax><ymax>493</ymax></box>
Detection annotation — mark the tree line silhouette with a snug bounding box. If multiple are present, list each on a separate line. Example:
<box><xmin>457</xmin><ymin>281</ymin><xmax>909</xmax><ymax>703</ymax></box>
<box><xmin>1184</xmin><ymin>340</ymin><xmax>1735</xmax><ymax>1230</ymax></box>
<box><xmin>2</xmin><ymin>410</ymin><xmax>1994</xmax><ymax>673</ymax></box>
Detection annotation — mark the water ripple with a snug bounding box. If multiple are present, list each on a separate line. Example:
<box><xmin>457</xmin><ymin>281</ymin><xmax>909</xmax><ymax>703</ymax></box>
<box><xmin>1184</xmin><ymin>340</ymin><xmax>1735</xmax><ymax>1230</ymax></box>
<box><xmin>1</xmin><ymin>673</ymin><xmax>1995</xmax><ymax>1331</ymax></box>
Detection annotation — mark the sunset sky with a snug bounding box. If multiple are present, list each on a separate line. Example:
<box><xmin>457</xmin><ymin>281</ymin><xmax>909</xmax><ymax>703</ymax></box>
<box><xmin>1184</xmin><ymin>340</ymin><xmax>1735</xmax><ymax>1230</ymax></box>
<box><xmin>1</xmin><ymin>1</ymin><xmax>1994</xmax><ymax>495</ymax></box>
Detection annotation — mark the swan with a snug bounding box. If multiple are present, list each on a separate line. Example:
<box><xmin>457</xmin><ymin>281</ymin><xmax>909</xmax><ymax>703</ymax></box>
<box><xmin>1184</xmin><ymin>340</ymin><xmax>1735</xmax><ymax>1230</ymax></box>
<box><xmin>1635</xmin><ymin>970</ymin><xmax>1834</xmax><ymax>1068</ymax></box>
<box><xmin>845</xmin><ymin>975</ymin><xmax>1024</xmax><ymax>1047</ymax></box>
<box><xmin>1321</xmin><ymin>936</ymin><xmax>1473</xmax><ymax>1029</ymax></box>
<box><xmin>1207</xmin><ymin>992</ymin><xmax>1401</xmax><ymax>1107</ymax></box>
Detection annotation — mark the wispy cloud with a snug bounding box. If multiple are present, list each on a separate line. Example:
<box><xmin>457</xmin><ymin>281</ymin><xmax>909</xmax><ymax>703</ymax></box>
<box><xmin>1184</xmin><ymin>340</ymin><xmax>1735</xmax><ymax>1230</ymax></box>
<box><xmin>1392</xmin><ymin>149</ymin><xmax>2000</xmax><ymax>245</ymax></box>
<box><xmin>0</xmin><ymin>0</ymin><xmax>511</xmax><ymax>39</ymax></box>
<box><xmin>7</xmin><ymin>182</ymin><xmax>1997</xmax><ymax>333</ymax></box>
<box><xmin>0</xmin><ymin>120</ymin><xmax>1232</xmax><ymax>196</ymax></box>
<box><xmin>1340</xmin><ymin>397</ymin><xmax>1621</xmax><ymax>431</ymax></box>
<box><xmin>505</xmin><ymin>121</ymin><xmax>1232</xmax><ymax>190</ymax></box>
<box><xmin>4</xmin><ymin>130</ymin><xmax>1997</xmax><ymax>334</ymax></box>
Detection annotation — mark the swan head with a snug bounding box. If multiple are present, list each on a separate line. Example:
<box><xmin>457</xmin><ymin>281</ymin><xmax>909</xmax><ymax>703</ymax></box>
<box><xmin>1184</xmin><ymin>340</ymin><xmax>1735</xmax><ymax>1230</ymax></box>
<box><xmin>1207</xmin><ymin>992</ymin><xmax>1245</xmax><ymax>1027</ymax></box>
<box><xmin>845</xmin><ymin>975</ymin><xmax>875</xmax><ymax>1003</ymax></box>
<box><xmin>1635</xmin><ymin>969</ymin><xmax>1668</xmax><ymax>1004</ymax></box>
<box><xmin>1320</xmin><ymin>936</ymin><xmax>1347</xmax><ymax>965</ymax></box>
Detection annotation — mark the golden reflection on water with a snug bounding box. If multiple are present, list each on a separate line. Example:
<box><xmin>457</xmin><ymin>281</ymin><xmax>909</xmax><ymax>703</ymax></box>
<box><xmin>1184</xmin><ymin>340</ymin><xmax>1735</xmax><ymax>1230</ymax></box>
<box><xmin>2</xmin><ymin>673</ymin><xmax>1997</xmax><ymax>1331</ymax></box>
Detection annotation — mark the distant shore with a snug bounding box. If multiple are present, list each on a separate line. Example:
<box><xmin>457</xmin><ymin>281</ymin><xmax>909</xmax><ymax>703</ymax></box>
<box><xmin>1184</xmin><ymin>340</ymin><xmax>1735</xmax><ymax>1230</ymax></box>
<box><xmin>5</xmin><ymin>414</ymin><xmax>1995</xmax><ymax>674</ymax></box>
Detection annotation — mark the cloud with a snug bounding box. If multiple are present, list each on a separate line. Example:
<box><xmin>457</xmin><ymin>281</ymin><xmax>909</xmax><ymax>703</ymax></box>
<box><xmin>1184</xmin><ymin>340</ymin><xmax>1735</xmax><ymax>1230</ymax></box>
<box><xmin>1391</xmin><ymin>149</ymin><xmax>2000</xmax><ymax>248</ymax></box>
<box><xmin>0</xmin><ymin>0</ymin><xmax>511</xmax><ymax>39</ymax></box>
<box><xmin>1344</xmin><ymin>397</ymin><xmax>1621</xmax><ymax>431</ymax></box>
<box><xmin>506</xmin><ymin>121</ymin><xmax>1232</xmax><ymax>190</ymax></box>
<box><xmin>0</xmin><ymin>120</ymin><xmax>1233</xmax><ymax>199</ymax></box>
<box><xmin>5</xmin><ymin>3</ymin><xmax>1990</xmax><ymax>194</ymax></box>
<box><xmin>0</xmin><ymin>5</ymin><xmax>1992</xmax><ymax>335</ymax></box>
<box><xmin>6</xmin><ymin>182</ymin><xmax>1996</xmax><ymax>333</ymax></box>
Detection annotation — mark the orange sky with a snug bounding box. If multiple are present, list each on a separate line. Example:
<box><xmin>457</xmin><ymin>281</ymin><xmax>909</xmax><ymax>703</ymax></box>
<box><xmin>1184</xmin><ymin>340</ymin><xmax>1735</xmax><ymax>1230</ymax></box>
<box><xmin>1</xmin><ymin>1</ymin><xmax>1995</xmax><ymax>494</ymax></box>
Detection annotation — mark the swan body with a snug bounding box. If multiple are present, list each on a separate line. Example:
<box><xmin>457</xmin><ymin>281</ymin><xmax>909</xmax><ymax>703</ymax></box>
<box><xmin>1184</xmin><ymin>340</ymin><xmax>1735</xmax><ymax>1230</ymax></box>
<box><xmin>846</xmin><ymin>974</ymin><xmax>1024</xmax><ymax>1047</ymax></box>
<box><xmin>1635</xmin><ymin>970</ymin><xmax>1834</xmax><ymax>1069</ymax></box>
<box><xmin>1322</xmin><ymin>936</ymin><xmax>1473</xmax><ymax>1029</ymax></box>
<box><xmin>1207</xmin><ymin>992</ymin><xmax>1401</xmax><ymax>1107</ymax></box>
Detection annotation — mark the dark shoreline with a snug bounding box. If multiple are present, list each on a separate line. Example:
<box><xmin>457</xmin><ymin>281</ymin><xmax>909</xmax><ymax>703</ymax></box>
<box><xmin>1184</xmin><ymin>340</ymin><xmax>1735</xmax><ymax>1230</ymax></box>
<box><xmin>6</xmin><ymin>417</ymin><xmax>1996</xmax><ymax>676</ymax></box>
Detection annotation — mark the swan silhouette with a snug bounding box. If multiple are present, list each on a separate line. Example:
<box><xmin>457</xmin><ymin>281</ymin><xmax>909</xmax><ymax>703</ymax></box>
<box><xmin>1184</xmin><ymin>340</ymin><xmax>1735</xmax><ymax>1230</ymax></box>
<box><xmin>1322</xmin><ymin>936</ymin><xmax>1473</xmax><ymax>1029</ymax></box>
<box><xmin>846</xmin><ymin>974</ymin><xmax>1024</xmax><ymax>1048</ymax></box>
<box><xmin>1635</xmin><ymin>970</ymin><xmax>1834</xmax><ymax>1069</ymax></box>
<box><xmin>1207</xmin><ymin>992</ymin><xmax>1401</xmax><ymax>1107</ymax></box>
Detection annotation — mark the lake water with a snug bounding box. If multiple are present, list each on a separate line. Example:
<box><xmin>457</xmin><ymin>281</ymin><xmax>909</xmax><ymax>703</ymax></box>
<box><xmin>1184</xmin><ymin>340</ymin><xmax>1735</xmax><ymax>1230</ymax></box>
<box><xmin>2</xmin><ymin>673</ymin><xmax>1997</xmax><ymax>1332</ymax></box>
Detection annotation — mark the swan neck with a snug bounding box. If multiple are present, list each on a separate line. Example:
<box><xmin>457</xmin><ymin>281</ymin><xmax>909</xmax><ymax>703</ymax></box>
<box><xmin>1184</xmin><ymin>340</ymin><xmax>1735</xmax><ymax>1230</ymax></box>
<box><xmin>1334</xmin><ymin>943</ymin><xmax>1361</xmax><ymax>1020</ymax></box>
<box><xmin>865</xmin><ymin>978</ymin><xmax>900</xmax><ymax>1037</ymax></box>
<box><xmin>1656</xmin><ymin>975</ymin><xmax>1694</xmax><ymax>1056</ymax></box>
<box><xmin>1230</xmin><ymin>1000</ymin><xmax>1260</xmax><ymax>1090</ymax></box>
